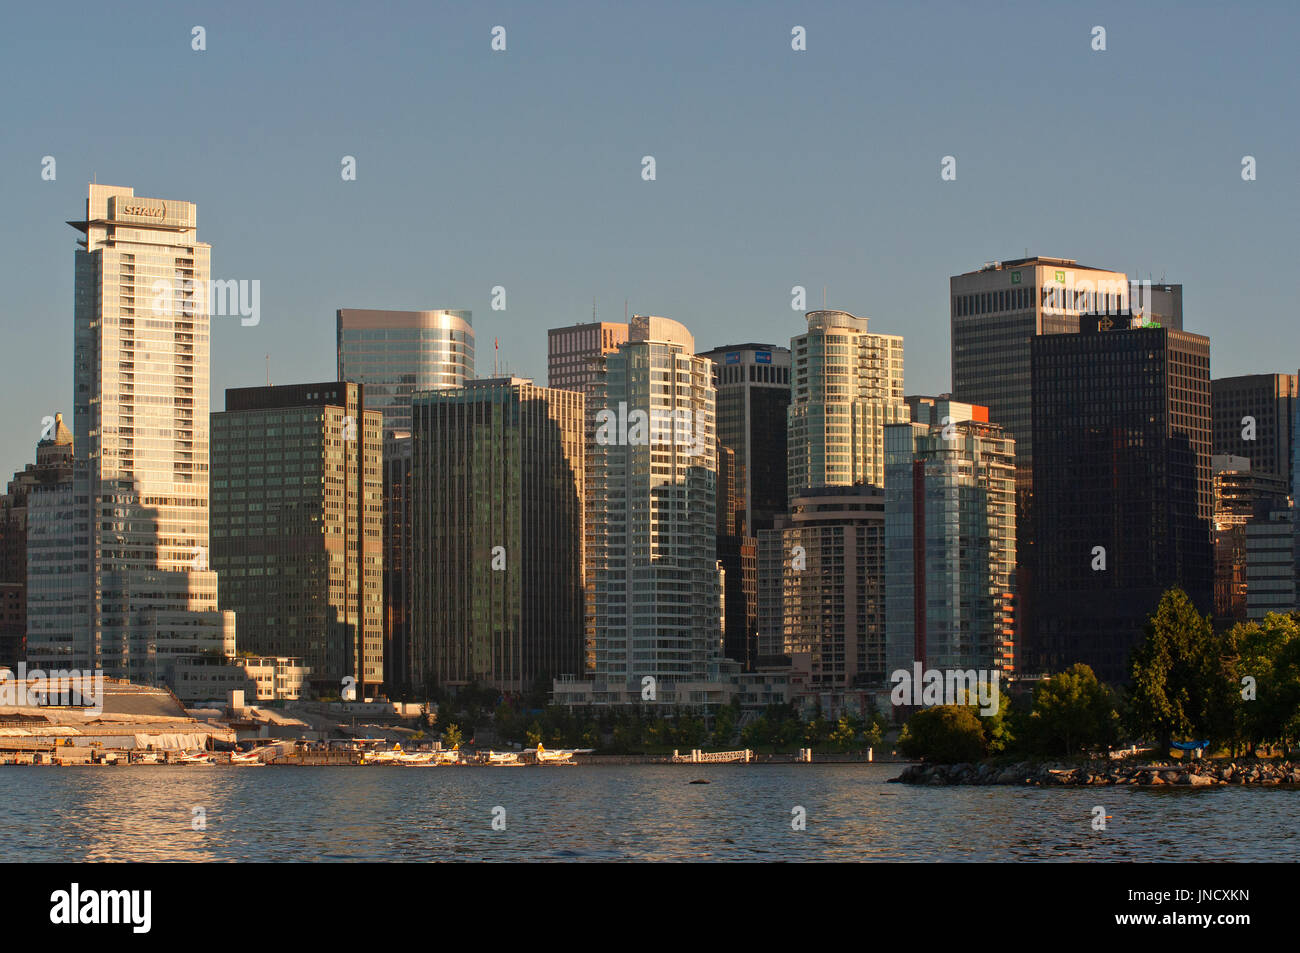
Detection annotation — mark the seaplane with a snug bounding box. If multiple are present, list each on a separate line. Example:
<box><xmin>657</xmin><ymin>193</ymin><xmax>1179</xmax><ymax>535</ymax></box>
<box><xmin>396</xmin><ymin>749</ymin><xmax>436</xmax><ymax>765</ymax></box>
<box><xmin>363</xmin><ymin>744</ymin><xmax>405</xmax><ymax>764</ymax></box>
<box><xmin>482</xmin><ymin>749</ymin><xmax>522</xmax><ymax>766</ymax></box>
<box><xmin>531</xmin><ymin>743</ymin><xmax>593</xmax><ymax>765</ymax></box>
<box><xmin>178</xmin><ymin>750</ymin><xmax>215</xmax><ymax>765</ymax></box>
<box><xmin>431</xmin><ymin>747</ymin><xmax>462</xmax><ymax>765</ymax></box>
<box><xmin>230</xmin><ymin>749</ymin><xmax>266</xmax><ymax>766</ymax></box>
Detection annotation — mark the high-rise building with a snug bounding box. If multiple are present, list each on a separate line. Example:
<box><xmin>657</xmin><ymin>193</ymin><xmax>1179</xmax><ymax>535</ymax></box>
<box><xmin>592</xmin><ymin>316</ymin><xmax>722</xmax><ymax>687</ymax></box>
<box><xmin>696</xmin><ymin>344</ymin><xmax>792</xmax><ymax>534</ymax></box>
<box><xmin>1030</xmin><ymin>315</ymin><xmax>1212</xmax><ymax>683</ymax></box>
<box><xmin>1211</xmin><ymin>373</ymin><xmax>1297</xmax><ymax>485</ymax></box>
<box><xmin>1245</xmin><ymin>503</ymin><xmax>1296</xmax><ymax>619</ymax></box>
<box><xmin>758</xmin><ymin>485</ymin><xmax>887</xmax><ymax>689</ymax></box>
<box><xmin>547</xmin><ymin>321</ymin><xmax>630</xmax><ymax>393</ymax></box>
<box><xmin>884</xmin><ymin>401</ymin><xmax>1017</xmax><ymax>678</ymax></box>
<box><xmin>1212</xmin><ymin>455</ymin><xmax>1289</xmax><ymax>623</ymax></box>
<box><xmin>787</xmin><ymin>310</ymin><xmax>906</xmax><ymax>498</ymax></box>
<box><xmin>337</xmin><ymin>309</ymin><xmax>474</xmax><ymax>435</ymax></box>
<box><xmin>29</xmin><ymin>185</ymin><xmax>230</xmax><ymax>676</ymax></box>
<box><xmin>548</xmin><ymin>320</ymin><xmax>630</xmax><ymax>673</ymax></box>
<box><xmin>211</xmin><ymin>382</ymin><xmax>384</xmax><ymax>696</ymax></box>
<box><xmin>24</xmin><ymin>416</ymin><xmax>76</xmax><ymax>671</ymax></box>
<box><xmin>715</xmin><ymin>446</ymin><xmax>757</xmax><ymax>668</ymax></box>
<box><xmin>0</xmin><ymin>417</ymin><xmax>69</xmax><ymax>669</ymax></box>
<box><xmin>382</xmin><ymin>431</ymin><xmax>413</xmax><ymax>694</ymax></box>
<box><xmin>408</xmin><ymin>378</ymin><xmax>584</xmax><ymax>693</ymax></box>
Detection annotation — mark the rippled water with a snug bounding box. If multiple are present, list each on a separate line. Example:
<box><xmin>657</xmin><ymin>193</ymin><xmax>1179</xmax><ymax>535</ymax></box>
<box><xmin>2</xmin><ymin>764</ymin><xmax>1298</xmax><ymax>861</ymax></box>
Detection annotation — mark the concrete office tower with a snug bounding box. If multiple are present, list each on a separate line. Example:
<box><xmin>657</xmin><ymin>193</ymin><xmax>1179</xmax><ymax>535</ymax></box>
<box><xmin>1031</xmin><ymin>316</ymin><xmax>1212</xmax><ymax>683</ymax></box>
<box><xmin>697</xmin><ymin>344</ymin><xmax>792</xmax><ymax>535</ymax></box>
<box><xmin>592</xmin><ymin>315</ymin><xmax>722</xmax><ymax>686</ymax></box>
<box><xmin>409</xmin><ymin>378</ymin><xmax>584</xmax><ymax>693</ymax></box>
<box><xmin>337</xmin><ymin>309</ymin><xmax>474</xmax><ymax>435</ymax></box>
<box><xmin>212</xmin><ymin>382</ymin><xmax>384</xmax><ymax>696</ymax></box>
<box><xmin>757</xmin><ymin>486</ymin><xmax>887</xmax><ymax>689</ymax></box>
<box><xmin>548</xmin><ymin>320</ymin><xmax>630</xmax><ymax>672</ymax></box>
<box><xmin>29</xmin><ymin>185</ymin><xmax>230</xmax><ymax>676</ymax></box>
<box><xmin>1212</xmin><ymin>373</ymin><xmax>1297</xmax><ymax>485</ymax></box>
<box><xmin>884</xmin><ymin>401</ymin><xmax>1017</xmax><ymax>679</ymax></box>
<box><xmin>1212</xmin><ymin>455</ymin><xmax>1289</xmax><ymax>623</ymax></box>
<box><xmin>788</xmin><ymin>311</ymin><xmax>906</xmax><ymax>499</ymax></box>
<box><xmin>382</xmin><ymin>431</ymin><xmax>413</xmax><ymax>693</ymax></box>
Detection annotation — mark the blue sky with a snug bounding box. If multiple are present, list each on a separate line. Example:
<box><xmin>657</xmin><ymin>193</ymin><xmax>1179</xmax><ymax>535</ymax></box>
<box><xmin>2</xmin><ymin>0</ymin><xmax>1298</xmax><ymax>473</ymax></box>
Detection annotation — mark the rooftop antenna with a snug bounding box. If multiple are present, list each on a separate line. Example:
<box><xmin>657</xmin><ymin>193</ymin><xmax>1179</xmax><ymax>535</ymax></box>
<box><xmin>494</xmin><ymin>337</ymin><xmax>499</xmax><ymax>377</ymax></box>
<box><xmin>266</xmin><ymin>354</ymin><xmax>270</xmax><ymax>386</ymax></box>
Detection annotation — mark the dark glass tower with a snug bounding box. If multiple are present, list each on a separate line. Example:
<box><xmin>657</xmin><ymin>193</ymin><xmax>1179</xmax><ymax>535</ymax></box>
<box><xmin>1030</xmin><ymin>315</ymin><xmax>1212</xmax><ymax>683</ymax></box>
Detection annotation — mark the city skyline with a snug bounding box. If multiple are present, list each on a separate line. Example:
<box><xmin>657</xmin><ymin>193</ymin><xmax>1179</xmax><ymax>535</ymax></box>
<box><xmin>5</xmin><ymin>1</ymin><xmax>1299</xmax><ymax>476</ymax></box>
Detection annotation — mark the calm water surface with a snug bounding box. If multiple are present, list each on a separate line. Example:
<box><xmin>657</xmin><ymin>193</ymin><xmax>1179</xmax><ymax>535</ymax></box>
<box><xmin>2</xmin><ymin>764</ymin><xmax>1297</xmax><ymax>861</ymax></box>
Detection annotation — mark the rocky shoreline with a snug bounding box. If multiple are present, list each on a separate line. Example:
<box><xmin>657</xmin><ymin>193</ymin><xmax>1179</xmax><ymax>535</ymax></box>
<box><xmin>890</xmin><ymin>759</ymin><xmax>1300</xmax><ymax>787</ymax></box>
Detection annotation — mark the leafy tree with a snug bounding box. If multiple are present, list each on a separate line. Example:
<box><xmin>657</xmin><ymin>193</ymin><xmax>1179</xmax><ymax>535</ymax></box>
<box><xmin>1026</xmin><ymin>664</ymin><xmax>1117</xmax><ymax>757</ymax></box>
<box><xmin>898</xmin><ymin>705</ymin><xmax>987</xmax><ymax>763</ymax></box>
<box><xmin>712</xmin><ymin>703</ymin><xmax>738</xmax><ymax>746</ymax></box>
<box><xmin>442</xmin><ymin>724</ymin><xmax>463</xmax><ymax>749</ymax></box>
<box><xmin>1127</xmin><ymin>588</ymin><xmax>1230</xmax><ymax>751</ymax></box>
<box><xmin>828</xmin><ymin>715</ymin><xmax>858</xmax><ymax>751</ymax></box>
<box><xmin>1225</xmin><ymin>613</ymin><xmax>1300</xmax><ymax>753</ymax></box>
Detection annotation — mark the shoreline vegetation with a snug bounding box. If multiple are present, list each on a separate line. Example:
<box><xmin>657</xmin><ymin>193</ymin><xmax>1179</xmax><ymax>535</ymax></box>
<box><xmin>891</xmin><ymin>757</ymin><xmax>1300</xmax><ymax>787</ymax></box>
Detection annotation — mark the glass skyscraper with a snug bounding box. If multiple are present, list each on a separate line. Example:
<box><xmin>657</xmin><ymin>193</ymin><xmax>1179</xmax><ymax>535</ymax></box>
<box><xmin>337</xmin><ymin>309</ymin><xmax>474</xmax><ymax>435</ymax></box>
<box><xmin>884</xmin><ymin>401</ymin><xmax>1017</xmax><ymax>679</ymax></box>
<box><xmin>408</xmin><ymin>378</ymin><xmax>584</xmax><ymax>693</ymax></box>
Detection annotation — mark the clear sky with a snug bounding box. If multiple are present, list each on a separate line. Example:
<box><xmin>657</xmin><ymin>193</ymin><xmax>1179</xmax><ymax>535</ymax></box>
<box><xmin>2</xmin><ymin>0</ymin><xmax>1297</xmax><ymax>475</ymax></box>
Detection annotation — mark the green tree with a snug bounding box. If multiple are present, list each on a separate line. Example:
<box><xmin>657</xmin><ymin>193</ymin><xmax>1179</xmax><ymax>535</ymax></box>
<box><xmin>712</xmin><ymin>703</ymin><xmax>738</xmax><ymax>746</ymax></box>
<box><xmin>442</xmin><ymin>723</ymin><xmax>463</xmax><ymax>749</ymax></box>
<box><xmin>1127</xmin><ymin>588</ymin><xmax>1230</xmax><ymax>751</ymax></box>
<box><xmin>898</xmin><ymin>705</ymin><xmax>987</xmax><ymax>763</ymax></box>
<box><xmin>1027</xmin><ymin>663</ymin><xmax>1117</xmax><ymax>757</ymax></box>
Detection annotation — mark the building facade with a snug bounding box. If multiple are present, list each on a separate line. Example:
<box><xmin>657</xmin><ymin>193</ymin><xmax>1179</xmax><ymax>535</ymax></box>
<box><xmin>337</xmin><ymin>309</ymin><xmax>474</xmax><ymax>434</ymax></box>
<box><xmin>211</xmin><ymin>382</ymin><xmax>384</xmax><ymax>696</ymax></box>
<box><xmin>1030</xmin><ymin>316</ymin><xmax>1212</xmax><ymax>683</ymax></box>
<box><xmin>758</xmin><ymin>485</ymin><xmax>887</xmax><ymax>689</ymax></box>
<box><xmin>788</xmin><ymin>311</ymin><xmax>906</xmax><ymax>498</ymax></box>
<box><xmin>1211</xmin><ymin>373</ymin><xmax>1297</xmax><ymax>486</ymax></box>
<box><xmin>547</xmin><ymin>320</ymin><xmax>630</xmax><ymax>672</ymax></box>
<box><xmin>696</xmin><ymin>343</ymin><xmax>792</xmax><ymax>534</ymax></box>
<box><xmin>409</xmin><ymin>378</ymin><xmax>584</xmax><ymax>693</ymax></box>
<box><xmin>29</xmin><ymin>185</ymin><xmax>229</xmax><ymax>677</ymax></box>
<box><xmin>591</xmin><ymin>316</ymin><xmax>723</xmax><ymax>687</ymax></box>
<box><xmin>884</xmin><ymin>401</ymin><xmax>1017</xmax><ymax>679</ymax></box>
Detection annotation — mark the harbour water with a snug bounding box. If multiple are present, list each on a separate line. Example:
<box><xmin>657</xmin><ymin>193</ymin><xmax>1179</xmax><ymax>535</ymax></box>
<box><xmin>3</xmin><ymin>763</ymin><xmax>1297</xmax><ymax>862</ymax></box>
